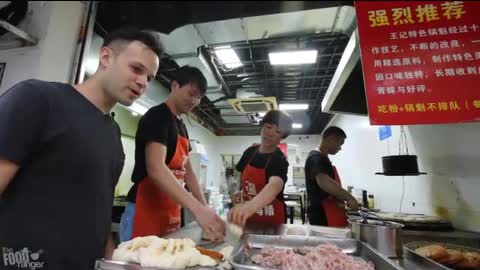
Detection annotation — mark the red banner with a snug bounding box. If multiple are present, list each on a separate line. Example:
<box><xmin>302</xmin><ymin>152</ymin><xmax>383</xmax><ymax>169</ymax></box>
<box><xmin>355</xmin><ymin>1</ymin><xmax>480</xmax><ymax>125</ymax></box>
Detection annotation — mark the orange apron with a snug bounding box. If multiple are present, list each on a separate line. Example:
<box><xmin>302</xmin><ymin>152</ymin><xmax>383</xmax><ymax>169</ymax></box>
<box><xmin>241</xmin><ymin>149</ymin><xmax>286</xmax><ymax>226</ymax></box>
<box><xmin>132</xmin><ymin>124</ymin><xmax>189</xmax><ymax>237</ymax></box>
<box><xmin>321</xmin><ymin>165</ymin><xmax>348</xmax><ymax>227</ymax></box>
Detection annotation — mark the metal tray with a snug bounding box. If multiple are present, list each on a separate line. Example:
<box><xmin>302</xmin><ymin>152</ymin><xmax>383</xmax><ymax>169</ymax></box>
<box><xmin>347</xmin><ymin>211</ymin><xmax>453</xmax><ymax>232</ymax></box>
<box><xmin>229</xmin><ymin>234</ymin><xmax>402</xmax><ymax>270</ymax></box>
<box><xmin>95</xmin><ymin>259</ymin><xmax>216</xmax><ymax>270</ymax></box>
<box><xmin>403</xmin><ymin>241</ymin><xmax>480</xmax><ymax>270</ymax></box>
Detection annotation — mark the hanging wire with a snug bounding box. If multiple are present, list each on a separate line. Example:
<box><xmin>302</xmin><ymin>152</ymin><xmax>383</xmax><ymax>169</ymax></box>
<box><xmin>398</xmin><ymin>125</ymin><xmax>410</xmax><ymax>155</ymax></box>
<box><xmin>399</xmin><ymin>176</ymin><xmax>405</xmax><ymax>213</ymax></box>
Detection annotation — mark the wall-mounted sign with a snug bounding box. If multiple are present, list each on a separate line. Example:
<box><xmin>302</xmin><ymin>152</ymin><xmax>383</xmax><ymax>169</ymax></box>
<box><xmin>355</xmin><ymin>1</ymin><xmax>480</xmax><ymax>125</ymax></box>
<box><xmin>379</xmin><ymin>126</ymin><xmax>392</xmax><ymax>140</ymax></box>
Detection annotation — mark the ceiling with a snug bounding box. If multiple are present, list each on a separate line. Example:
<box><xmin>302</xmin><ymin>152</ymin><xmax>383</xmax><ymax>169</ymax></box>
<box><xmin>95</xmin><ymin>1</ymin><xmax>357</xmax><ymax>135</ymax></box>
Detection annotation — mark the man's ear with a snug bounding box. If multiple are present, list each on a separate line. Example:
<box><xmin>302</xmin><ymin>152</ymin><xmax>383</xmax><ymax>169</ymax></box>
<box><xmin>98</xmin><ymin>46</ymin><xmax>114</xmax><ymax>70</ymax></box>
<box><xmin>171</xmin><ymin>80</ymin><xmax>179</xmax><ymax>92</ymax></box>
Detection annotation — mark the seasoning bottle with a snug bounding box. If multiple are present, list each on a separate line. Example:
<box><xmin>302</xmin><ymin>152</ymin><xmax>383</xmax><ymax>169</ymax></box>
<box><xmin>368</xmin><ymin>194</ymin><xmax>375</xmax><ymax>209</ymax></box>
<box><xmin>362</xmin><ymin>190</ymin><xmax>368</xmax><ymax>208</ymax></box>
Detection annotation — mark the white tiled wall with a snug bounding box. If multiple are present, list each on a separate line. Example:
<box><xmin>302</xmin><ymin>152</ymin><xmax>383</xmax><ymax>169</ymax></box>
<box><xmin>0</xmin><ymin>2</ymin><xmax>84</xmax><ymax>94</ymax></box>
<box><xmin>328</xmin><ymin>114</ymin><xmax>480</xmax><ymax>232</ymax></box>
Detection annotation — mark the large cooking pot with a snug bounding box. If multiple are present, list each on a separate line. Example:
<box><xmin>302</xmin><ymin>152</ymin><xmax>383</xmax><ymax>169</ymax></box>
<box><xmin>348</xmin><ymin>218</ymin><xmax>404</xmax><ymax>258</ymax></box>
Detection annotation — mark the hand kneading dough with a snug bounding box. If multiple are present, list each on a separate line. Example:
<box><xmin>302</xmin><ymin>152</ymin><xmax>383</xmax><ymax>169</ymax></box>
<box><xmin>226</xmin><ymin>223</ymin><xmax>243</xmax><ymax>240</ymax></box>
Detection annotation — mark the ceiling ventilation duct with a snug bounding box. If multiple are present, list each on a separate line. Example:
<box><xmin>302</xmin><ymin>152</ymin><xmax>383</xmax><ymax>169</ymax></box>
<box><xmin>228</xmin><ymin>97</ymin><xmax>278</xmax><ymax>113</ymax></box>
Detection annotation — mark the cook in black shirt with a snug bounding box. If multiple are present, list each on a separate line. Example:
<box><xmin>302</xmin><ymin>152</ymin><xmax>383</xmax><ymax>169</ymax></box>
<box><xmin>121</xmin><ymin>66</ymin><xmax>224</xmax><ymax>242</ymax></box>
<box><xmin>304</xmin><ymin>126</ymin><xmax>359</xmax><ymax>227</ymax></box>
<box><xmin>228</xmin><ymin>110</ymin><xmax>292</xmax><ymax>226</ymax></box>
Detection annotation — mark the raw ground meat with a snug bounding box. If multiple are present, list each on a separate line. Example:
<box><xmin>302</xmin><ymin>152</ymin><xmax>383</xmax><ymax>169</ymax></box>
<box><xmin>251</xmin><ymin>243</ymin><xmax>375</xmax><ymax>270</ymax></box>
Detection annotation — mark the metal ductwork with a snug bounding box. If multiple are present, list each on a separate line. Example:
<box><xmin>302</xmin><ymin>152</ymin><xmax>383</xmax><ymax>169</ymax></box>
<box><xmin>96</xmin><ymin>2</ymin><xmax>358</xmax><ymax>135</ymax></box>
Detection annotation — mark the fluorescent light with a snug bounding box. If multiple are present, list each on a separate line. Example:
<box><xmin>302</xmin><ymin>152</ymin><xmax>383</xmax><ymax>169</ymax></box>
<box><xmin>258</xmin><ymin>112</ymin><xmax>267</xmax><ymax>117</ymax></box>
<box><xmin>269</xmin><ymin>50</ymin><xmax>318</xmax><ymax>65</ymax></box>
<box><xmin>214</xmin><ymin>46</ymin><xmax>243</xmax><ymax>69</ymax></box>
<box><xmin>279</xmin><ymin>103</ymin><xmax>309</xmax><ymax>110</ymax></box>
<box><xmin>292</xmin><ymin>123</ymin><xmax>303</xmax><ymax>129</ymax></box>
<box><xmin>129</xmin><ymin>102</ymin><xmax>148</xmax><ymax>115</ymax></box>
<box><xmin>131</xmin><ymin>112</ymin><xmax>139</xmax><ymax>117</ymax></box>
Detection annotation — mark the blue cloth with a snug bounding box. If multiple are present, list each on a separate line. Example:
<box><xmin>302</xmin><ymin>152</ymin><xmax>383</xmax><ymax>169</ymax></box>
<box><xmin>119</xmin><ymin>202</ymin><xmax>135</xmax><ymax>242</ymax></box>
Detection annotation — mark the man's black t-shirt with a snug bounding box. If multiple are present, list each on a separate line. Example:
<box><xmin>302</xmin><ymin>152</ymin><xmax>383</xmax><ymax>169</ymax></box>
<box><xmin>304</xmin><ymin>150</ymin><xmax>335</xmax><ymax>225</ymax></box>
<box><xmin>127</xmin><ymin>103</ymin><xmax>190</xmax><ymax>202</ymax></box>
<box><xmin>235</xmin><ymin>145</ymin><xmax>289</xmax><ymax>201</ymax></box>
<box><xmin>0</xmin><ymin>80</ymin><xmax>124</xmax><ymax>270</ymax></box>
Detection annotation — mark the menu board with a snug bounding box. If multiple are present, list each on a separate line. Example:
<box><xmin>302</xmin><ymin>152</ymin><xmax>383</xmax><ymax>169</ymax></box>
<box><xmin>355</xmin><ymin>1</ymin><xmax>480</xmax><ymax>125</ymax></box>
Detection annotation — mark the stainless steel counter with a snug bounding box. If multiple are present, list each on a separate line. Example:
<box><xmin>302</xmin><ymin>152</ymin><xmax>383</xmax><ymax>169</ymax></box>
<box><xmin>166</xmin><ymin>222</ymin><xmax>480</xmax><ymax>269</ymax></box>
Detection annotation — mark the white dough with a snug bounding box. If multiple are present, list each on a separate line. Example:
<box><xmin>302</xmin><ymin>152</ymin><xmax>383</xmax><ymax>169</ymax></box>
<box><xmin>226</xmin><ymin>223</ymin><xmax>243</xmax><ymax>240</ymax></box>
<box><xmin>112</xmin><ymin>236</ymin><xmax>216</xmax><ymax>269</ymax></box>
<box><xmin>219</xmin><ymin>246</ymin><xmax>234</xmax><ymax>261</ymax></box>
<box><xmin>199</xmin><ymin>254</ymin><xmax>218</xmax><ymax>266</ymax></box>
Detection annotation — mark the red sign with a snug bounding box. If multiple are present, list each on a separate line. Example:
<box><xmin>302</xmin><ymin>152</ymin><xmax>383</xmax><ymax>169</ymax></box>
<box><xmin>355</xmin><ymin>1</ymin><xmax>480</xmax><ymax>125</ymax></box>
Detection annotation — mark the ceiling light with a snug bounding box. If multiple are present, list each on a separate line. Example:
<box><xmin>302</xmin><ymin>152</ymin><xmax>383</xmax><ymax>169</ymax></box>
<box><xmin>269</xmin><ymin>50</ymin><xmax>318</xmax><ymax>65</ymax></box>
<box><xmin>258</xmin><ymin>112</ymin><xmax>267</xmax><ymax>117</ymax></box>
<box><xmin>214</xmin><ymin>46</ymin><xmax>243</xmax><ymax>69</ymax></box>
<box><xmin>292</xmin><ymin>123</ymin><xmax>303</xmax><ymax>129</ymax></box>
<box><xmin>131</xmin><ymin>112</ymin><xmax>139</xmax><ymax>117</ymax></box>
<box><xmin>279</xmin><ymin>103</ymin><xmax>309</xmax><ymax>110</ymax></box>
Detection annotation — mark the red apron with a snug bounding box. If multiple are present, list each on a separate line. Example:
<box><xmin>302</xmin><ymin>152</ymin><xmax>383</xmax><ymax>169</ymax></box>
<box><xmin>132</xmin><ymin>123</ymin><xmax>189</xmax><ymax>237</ymax></box>
<box><xmin>321</xmin><ymin>165</ymin><xmax>348</xmax><ymax>227</ymax></box>
<box><xmin>241</xmin><ymin>149</ymin><xmax>286</xmax><ymax>226</ymax></box>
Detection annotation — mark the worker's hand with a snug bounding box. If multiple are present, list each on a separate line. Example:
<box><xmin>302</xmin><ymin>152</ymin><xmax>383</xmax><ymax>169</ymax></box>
<box><xmin>228</xmin><ymin>202</ymin><xmax>255</xmax><ymax>226</ymax></box>
<box><xmin>193</xmin><ymin>205</ymin><xmax>225</xmax><ymax>242</ymax></box>
<box><xmin>232</xmin><ymin>191</ymin><xmax>242</xmax><ymax>205</ymax></box>
<box><xmin>346</xmin><ymin>198</ymin><xmax>360</xmax><ymax>211</ymax></box>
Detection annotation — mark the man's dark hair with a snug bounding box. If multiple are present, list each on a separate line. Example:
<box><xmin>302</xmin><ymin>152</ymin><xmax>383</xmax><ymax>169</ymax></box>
<box><xmin>171</xmin><ymin>65</ymin><xmax>207</xmax><ymax>95</ymax></box>
<box><xmin>261</xmin><ymin>110</ymin><xmax>293</xmax><ymax>139</ymax></box>
<box><xmin>322</xmin><ymin>126</ymin><xmax>347</xmax><ymax>139</ymax></box>
<box><xmin>102</xmin><ymin>26</ymin><xmax>164</xmax><ymax>58</ymax></box>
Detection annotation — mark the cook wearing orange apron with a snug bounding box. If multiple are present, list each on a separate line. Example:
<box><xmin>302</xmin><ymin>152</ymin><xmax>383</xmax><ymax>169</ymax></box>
<box><xmin>241</xmin><ymin>149</ymin><xmax>286</xmax><ymax>226</ymax></box>
<box><xmin>131</xmin><ymin>120</ymin><xmax>189</xmax><ymax>237</ymax></box>
<box><xmin>320</xmin><ymin>165</ymin><xmax>348</xmax><ymax>227</ymax></box>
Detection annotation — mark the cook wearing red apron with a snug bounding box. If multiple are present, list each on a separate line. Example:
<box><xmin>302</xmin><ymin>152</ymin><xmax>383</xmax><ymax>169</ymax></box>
<box><xmin>320</xmin><ymin>165</ymin><xmax>348</xmax><ymax>227</ymax></box>
<box><xmin>131</xmin><ymin>115</ymin><xmax>189</xmax><ymax>237</ymax></box>
<box><xmin>241</xmin><ymin>149</ymin><xmax>286</xmax><ymax>226</ymax></box>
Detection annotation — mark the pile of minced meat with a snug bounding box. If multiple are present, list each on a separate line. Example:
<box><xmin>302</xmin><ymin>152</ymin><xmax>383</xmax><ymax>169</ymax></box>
<box><xmin>251</xmin><ymin>243</ymin><xmax>375</xmax><ymax>270</ymax></box>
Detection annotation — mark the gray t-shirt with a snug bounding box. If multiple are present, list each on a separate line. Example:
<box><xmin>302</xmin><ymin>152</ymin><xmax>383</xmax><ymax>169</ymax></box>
<box><xmin>0</xmin><ymin>79</ymin><xmax>124</xmax><ymax>270</ymax></box>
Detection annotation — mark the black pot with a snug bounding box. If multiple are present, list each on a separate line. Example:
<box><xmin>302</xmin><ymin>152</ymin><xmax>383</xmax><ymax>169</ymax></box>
<box><xmin>376</xmin><ymin>155</ymin><xmax>426</xmax><ymax>176</ymax></box>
